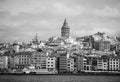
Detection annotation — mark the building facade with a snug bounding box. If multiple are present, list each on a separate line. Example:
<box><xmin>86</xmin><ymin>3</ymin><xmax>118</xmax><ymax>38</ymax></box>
<box><xmin>46</xmin><ymin>57</ymin><xmax>56</xmax><ymax>71</ymax></box>
<box><xmin>67</xmin><ymin>57</ymin><xmax>74</xmax><ymax>72</ymax></box>
<box><xmin>0</xmin><ymin>56</ymin><xmax>8</xmax><ymax>69</ymax></box>
<box><xmin>99</xmin><ymin>41</ymin><xmax>110</xmax><ymax>51</ymax></box>
<box><xmin>13</xmin><ymin>52</ymin><xmax>31</xmax><ymax>69</ymax></box>
<box><xmin>76</xmin><ymin>55</ymin><xmax>88</xmax><ymax>72</ymax></box>
<box><xmin>108</xmin><ymin>57</ymin><xmax>120</xmax><ymax>71</ymax></box>
<box><xmin>31</xmin><ymin>51</ymin><xmax>47</xmax><ymax>70</ymax></box>
<box><xmin>97</xmin><ymin>58</ymin><xmax>108</xmax><ymax>71</ymax></box>
<box><xmin>58</xmin><ymin>53</ymin><xmax>67</xmax><ymax>73</ymax></box>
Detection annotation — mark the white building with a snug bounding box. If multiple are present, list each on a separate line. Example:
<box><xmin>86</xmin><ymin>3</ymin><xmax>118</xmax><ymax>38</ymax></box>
<box><xmin>67</xmin><ymin>58</ymin><xmax>74</xmax><ymax>72</ymax></box>
<box><xmin>109</xmin><ymin>57</ymin><xmax>120</xmax><ymax>71</ymax></box>
<box><xmin>46</xmin><ymin>57</ymin><xmax>56</xmax><ymax>72</ymax></box>
<box><xmin>0</xmin><ymin>56</ymin><xmax>8</xmax><ymax>69</ymax></box>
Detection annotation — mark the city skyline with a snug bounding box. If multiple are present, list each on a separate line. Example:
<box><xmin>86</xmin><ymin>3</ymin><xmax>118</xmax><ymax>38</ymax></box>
<box><xmin>0</xmin><ymin>0</ymin><xmax>120</xmax><ymax>42</ymax></box>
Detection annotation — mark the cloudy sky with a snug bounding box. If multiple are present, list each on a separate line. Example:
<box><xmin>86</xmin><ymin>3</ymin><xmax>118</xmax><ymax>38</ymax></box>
<box><xmin>0</xmin><ymin>0</ymin><xmax>120</xmax><ymax>42</ymax></box>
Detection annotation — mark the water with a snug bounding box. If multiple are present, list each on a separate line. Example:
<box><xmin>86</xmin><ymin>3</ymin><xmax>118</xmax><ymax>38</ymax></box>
<box><xmin>0</xmin><ymin>75</ymin><xmax>120</xmax><ymax>82</ymax></box>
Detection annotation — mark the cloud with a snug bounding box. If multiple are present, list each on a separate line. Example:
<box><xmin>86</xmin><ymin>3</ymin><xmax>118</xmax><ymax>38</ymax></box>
<box><xmin>0</xmin><ymin>0</ymin><xmax>120</xmax><ymax>42</ymax></box>
<box><xmin>93</xmin><ymin>6</ymin><xmax>119</xmax><ymax>17</ymax></box>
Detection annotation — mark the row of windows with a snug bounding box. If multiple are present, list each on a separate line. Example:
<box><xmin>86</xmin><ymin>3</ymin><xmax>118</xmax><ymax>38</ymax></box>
<box><xmin>98</xmin><ymin>66</ymin><xmax>107</xmax><ymax>68</ymax></box>
<box><xmin>110</xmin><ymin>62</ymin><xmax>119</xmax><ymax>64</ymax></box>
<box><xmin>19</xmin><ymin>59</ymin><xmax>29</xmax><ymax>60</ymax></box>
<box><xmin>47</xmin><ymin>65</ymin><xmax>54</xmax><ymax>67</ymax></box>
<box><xmin>67</xmin><ymin>61</ymin><xmax>74</xmax><ymax>63</ymax></box>
<box><xmin>109</xmin><ymin>68</ymin><xmax>119</xmax><ymax>70</ymax></box>
<box><xmin>97</xmin><ymin>62</ymin><xmax>119</xmax><ymax>65</ymax></box>
<box><xmin>110</xmin><ymin>65</ymin><xmax>119</xmax><ymax>67</ymax></box>
<box><xmin>110</xmin><ymin>59</ymin><xmax>119</xmax><ymax>61</ymax></box>
<box><xmin>47</xmin><ymin>58</ymin><xmax>54</xmax><ymax>60</ymax></box>
<box><xmin>67</xmin><ymin>66</ymin><xmax>74</xmax><ymax>68</ymax></box>
<box><xmin>18</xmin><ymin>55</ymin><xmax>29</xmax><ymax>57</ymax></box>
<box><xmin>67</xmin><ymin>67</ymin><xmax>74</xmax><ymax>70</ymax></box>
<box><xmin>67</xmin><ymin>63</ymin><xmax>74</xmax><ymax>66</ymax></box>
<box><xmin>47</xmin><ymin>62</ymin><xmax>54</xmax><ymax>64</ymax></box>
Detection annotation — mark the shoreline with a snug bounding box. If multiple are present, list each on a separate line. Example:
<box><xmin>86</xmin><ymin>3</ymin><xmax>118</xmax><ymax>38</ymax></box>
<box><xmin>0</xmin><ymin>73</ymin><xmax>120</xmax><ymax>76</ymax></box>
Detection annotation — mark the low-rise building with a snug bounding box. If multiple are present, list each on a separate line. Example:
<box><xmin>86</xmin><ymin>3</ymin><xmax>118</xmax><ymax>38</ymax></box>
<box><xmin>0</xmin><ymin>56</ymin><xmax>8</xmax><ymax>69</ymax></box>
<box><xmin>76</xmin><ymin>56</ymin><xmax>92</xmax><ymax>72</ymax></box>
<box><xmin>31</xmin><ymin>51</ymin><xmax>47</xmax><ymax>70</ymax></box>
<box><xmin>84</xmin><ymin>57</ymin><xmax>93</xmax><ymax>71</ymax></box>
<box><xmin>67</xmin><ymin>57</ymin><xmax>74</xmax><ymax>72</ymax></box>
<box><xmin>97</xmin><ymin>58</ymin><xmax>108</xmax><ymax>71</ymax></box>
<box><xmin>76</xmin><ymin>55</ymin><xmax>84</xmax><ymax>72</ymax></box>
<box><xmin>58</xmin><ymin>53</ymin><xmax>67</xmax><ymax>73</ymax></box>
<box><xmin>108</xmin><ymin>56</ymin><xmax>120</xmax><ymax>71</ymax></box>
<box><xmin>12</xmin><ymin>52</ymin><xmax>32</xmax><ymax>69</ymax></box>
<box><xmin>46</xmin><ymin>57</ymin><xmax>56</xmax><ymax>71</ymax></box>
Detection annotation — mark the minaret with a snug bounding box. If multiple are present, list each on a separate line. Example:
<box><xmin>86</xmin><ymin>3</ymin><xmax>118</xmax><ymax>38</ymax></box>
<box><xmin>61</xmin><ymin>18</ymin><xmax>70</xmax><ymax>38</ymax></box>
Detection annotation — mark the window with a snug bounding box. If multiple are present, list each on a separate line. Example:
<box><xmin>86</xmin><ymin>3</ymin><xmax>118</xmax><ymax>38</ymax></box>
<box><xmin>113</xmin><ymin>59</ymin><xmax>115</xmax><ymax>61</ymax></box>
<box><xmin>111</xmin><ymin>59</ymin><xmax>112</xmax><ymax>61</ymax></box>
<box><xmin>51</xmin><ymin>65</ymin><xmax>53</xmax><ymax>67</ymax></box>
<box><xmin>51</xmin><ymin>62</ymin><xmax>53</xmax><ymax>63</ymax></box>
<box><xmin>71</xmin><ymin>69</ymin><xmax>73</xmax><ymax>71</ymax></box>
<box><xmin>116</xmin><ymin>65</ymin><xmax>118</xmax><ymax>67</ymax></box>
<box><xmin>68</xmin><ymin>61</ymin><xmax>70</xmax><ymax>63</ymax></box>
<box><xmin>68</xmin><ymin>64</ymin><xmax>70</xmax><ymax>66</ymax></box>
<box><xmin>68</xmin><ymin>67</ymin><xmax>70</xmax><ymax>69</ymax></box>
<box><xmin>51</xmin><ymin>58</ymin><xmax>53</xmax><ymax>60</ymax></box>
<box><xmin>47</xmin><ymin>62</ymin><xmax>50</xmax><ymax>64</ymax></box>
<box><xmin>71</xmin><ymin>66</ymin><xmax>73</xmax><ymax>67</ymax></box>
<box><xmin>111</xmin><ymin>65</ymin><xmax>112</xmax><ymax>67</ymax></box>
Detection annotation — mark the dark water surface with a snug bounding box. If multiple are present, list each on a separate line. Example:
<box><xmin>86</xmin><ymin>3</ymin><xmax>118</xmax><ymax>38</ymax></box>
<box><xmin>0</xmin><ymin>75</ymin><xmax>120</xmax><ymax>82</ymax></box>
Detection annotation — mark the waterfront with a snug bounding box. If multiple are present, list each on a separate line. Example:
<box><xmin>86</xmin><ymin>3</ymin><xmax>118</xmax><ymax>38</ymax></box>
<box><xmin>0</xmin><ymin>75</ymin><xmax>120</xmax><ymax>82</ymax></box>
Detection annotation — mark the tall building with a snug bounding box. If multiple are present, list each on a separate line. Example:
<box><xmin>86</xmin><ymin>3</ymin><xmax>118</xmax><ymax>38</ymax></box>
<box><xmin>67</xmin><ymin>57</ymin><xmax>74</xmax><ymax>72</ymax></box>
<box><xmin>61</xmin><ymin>18</ymin><xmax>70</xmax><ymax>38</ymax></box>
<box><xmin>76</xmin><ymin>55</ymin><xmax>87</xmax><ymax>72</ymax></box>
<box><xmin>0</xmin><ymin>56</ymin><xmax>8</xmax><ymax>69</ymax></box>
<box><xmin>31</xmin><ymin>51</ymin><xmax>47</xmax><ymax>70</ymax></box>
<box><xmin>58</xmin><ymin>53</ymin><xmax>67</xmax><ymax>73</ymax></box>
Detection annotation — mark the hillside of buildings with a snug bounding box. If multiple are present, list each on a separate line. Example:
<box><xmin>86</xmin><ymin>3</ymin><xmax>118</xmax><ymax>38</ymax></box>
<box><xmin>0</xmin><ymin>19</ymin><xmax>120</xmax><ymax>74</ymax></box>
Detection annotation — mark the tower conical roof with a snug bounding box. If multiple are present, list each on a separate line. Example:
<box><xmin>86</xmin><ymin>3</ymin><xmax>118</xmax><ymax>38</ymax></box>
<box><xmin>61</xmin><ymin>18</ymin><xmax>69</xmax><ymax>29</ymax></box>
